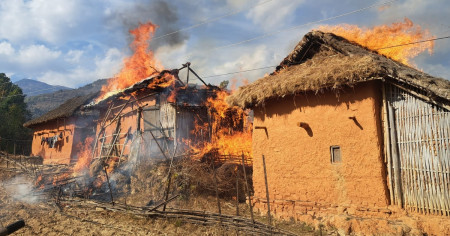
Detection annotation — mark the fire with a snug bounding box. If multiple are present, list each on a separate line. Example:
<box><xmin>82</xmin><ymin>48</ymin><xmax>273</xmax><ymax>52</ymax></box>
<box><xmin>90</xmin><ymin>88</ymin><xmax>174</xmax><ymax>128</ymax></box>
<box><xmin>73</xmin><ymin>137</ymin><xmax>94</xmax><ymax>174</ymax></box>
<box><xmin>318</xmin><ymin>18</ymin><xmax>434</xmax><ymax>66</ymax></box>
<box><xmin>97</xmin><ymin>22</ymin><xmax>164</xmax><ymax>101</ymax></box>
<box><xmin>190</xmin><ymin>89</ymin><xmax>252</xmax><ymax>160</ymax></box>
<box><xmin>34</xmin><ymin>175</ymin><xmax>44</xmax><ymax>189</ymax></box>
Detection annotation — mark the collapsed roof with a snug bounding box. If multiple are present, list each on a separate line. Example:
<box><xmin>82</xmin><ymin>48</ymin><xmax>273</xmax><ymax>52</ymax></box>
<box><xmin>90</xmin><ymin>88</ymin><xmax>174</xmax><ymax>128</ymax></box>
<box><xmin>84</xmin><ymin>68</ymin><xmax>219</xmax><ymax>109</ymax></box>
<box><xmin>226</xmin><ymin>31</ymin><xmax>450</xmax><ymax>108</ymax></box>
<box><xmin>24</xmin><ymin>93</ymin><xmax>98</xmax><ymax>128</ymax></box>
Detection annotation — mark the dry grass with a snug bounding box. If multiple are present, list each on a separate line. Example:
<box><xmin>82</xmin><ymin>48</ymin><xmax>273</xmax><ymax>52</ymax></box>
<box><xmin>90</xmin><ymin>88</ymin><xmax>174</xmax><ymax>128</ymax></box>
<box><xmin>227</xmin><ymin>31</ymin><xmax>450</xmax><ymax>108</ymax></box>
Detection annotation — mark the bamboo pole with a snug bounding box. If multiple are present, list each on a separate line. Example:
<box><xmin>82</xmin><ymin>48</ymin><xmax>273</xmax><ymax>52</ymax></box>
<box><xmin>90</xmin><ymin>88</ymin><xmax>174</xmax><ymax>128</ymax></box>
<box><xmin>411</xmin><ymin>102</ymin><xmax>424</xmax><ymax>213</ymax></box>
<box><xmin>388</xmin><ymin>104</ymin><xmax>403</xmax><ymax>207</ymax></box>
<box><xmin>430</xmin><ymin>105</ymin><xmax>449</xmax><ymax>215</ymax></box>
<box><xmin>241</xmin><ymin>152</ymin><xmax>254</xmax><ymax>223</ymax></box>
<box><xmin>382</xmin><ymin>83</ymin><xmax>395</xmax><ymax>205</ymax></box>
<box><xmin>163</xmin><ymin>145</ymin><xmax>178</xmax><ymax>212</ymax></box>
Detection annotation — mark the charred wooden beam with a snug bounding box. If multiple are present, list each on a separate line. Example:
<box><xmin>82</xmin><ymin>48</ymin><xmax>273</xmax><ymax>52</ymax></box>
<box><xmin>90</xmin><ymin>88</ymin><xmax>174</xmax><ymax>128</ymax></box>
<box><xmin>188</xmin><ymin>67</ymin><xmax>208</xmax><ymax>87</ymax></box>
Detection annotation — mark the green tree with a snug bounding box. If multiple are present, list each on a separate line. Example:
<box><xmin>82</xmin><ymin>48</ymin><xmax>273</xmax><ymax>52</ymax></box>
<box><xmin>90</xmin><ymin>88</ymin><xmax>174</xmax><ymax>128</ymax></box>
<box><xmin>0</xmin><ymin>73</ymin><xmax>31</xmax><ymax>152</ymax></box>
<box><xmin>219</xmin><ymin>80</ymin><xmax>229</xmax><ymax>89</ymax></box>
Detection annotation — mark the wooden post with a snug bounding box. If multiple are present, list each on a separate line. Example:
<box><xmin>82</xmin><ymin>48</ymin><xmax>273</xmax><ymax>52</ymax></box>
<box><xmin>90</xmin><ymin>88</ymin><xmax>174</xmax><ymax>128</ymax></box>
<box><xmin>104</xmin><ymin>166</ymin><xmax>114</xmax><ymax>206</ymax></box>
<box><xmin>13</xmin><ymin>141</ymin><xmax>16</xmax><ymax>169</ymax></box>
<box><xmin>212</xmin><ymin>162</ymin><xmax>222</xmax><ymax>215</ymax></box>
<box><xmin>388</xmin><ymin>104</ymin><xmax>403</xmax><ymax>207</ymax></box>
<box><xmin>148</xmin><ymin>129</ymin><xmax>169</xmax><ymax>161</ymax></box>
<box><xmin>236</xmin><ymin>169</ymin><xmax>239</xmax><ymax>216</ymax></box>
<box><xmin>186</xmin><ymin>63</ymin><xmax>190</xmax><ymax>84</ymax></box>
<box><xmin>262</xmin><ymin>155</ymin><xmax>272</xmax><ymax>226</ymax></box>
<box><xmin>241</xmin><ymin>152</ymin><xmax>254</xmax><ymax>223</ymax></box>
<box><xmin>6</xmin><ymin>141</ymin><xmax>9</xmax><ymax>168</ymax></box>
<box><xmin>163</xmin><ymin>145</ymin><xmax>178</xmax><ymax>212</ymax></box>
<box><xmin>382</xmin><ymin>83</ymin><xmax>394</xmax><ymax>205</ymax></box>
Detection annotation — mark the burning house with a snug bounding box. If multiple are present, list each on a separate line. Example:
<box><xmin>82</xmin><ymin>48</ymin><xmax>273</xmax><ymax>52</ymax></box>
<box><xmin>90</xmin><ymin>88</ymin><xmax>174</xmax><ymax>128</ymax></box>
<box><xmin>80</xmin><ymin>64</ymin><xmax>226</xmax><ymax>174</ymax></box>
<box><xmin>23</xmin><ymin>94</ymin><xmax>98</xmax><ymax>165</ymax></box>
<box><xmin>227</xmin><ymin>31</ymin><xmax>450</xmax><ymax>219</ymax></box>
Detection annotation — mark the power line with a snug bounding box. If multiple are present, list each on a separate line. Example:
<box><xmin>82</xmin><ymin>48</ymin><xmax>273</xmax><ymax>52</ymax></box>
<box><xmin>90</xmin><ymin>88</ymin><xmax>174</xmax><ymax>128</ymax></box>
<box><xmin>190</xmin><ymin>0</ymin><xmax>398</xmax><ymax>55</ymax></box>
<box><xmin>152</xmin><ymin>0</ymin><xmax>275</xmax><ymax>41</ymax></box>
<box><xmin>2</xmin><ymin>34</ymin><xmax>447</xmax><ymax>99</ymax></box>
<box><xmin>376</xmin><ymin>35</ymin><xmax>450</xmax><ymax>50</ymax></box>
<box><xmin>202</xmin><ymin>65</ymin><xmax>277</xmax><ymax>79</ymax></box>
<box><xmin>202</xmin><ymin>35</ymin><xmax>450</xmax><ymax>80</ymax></box>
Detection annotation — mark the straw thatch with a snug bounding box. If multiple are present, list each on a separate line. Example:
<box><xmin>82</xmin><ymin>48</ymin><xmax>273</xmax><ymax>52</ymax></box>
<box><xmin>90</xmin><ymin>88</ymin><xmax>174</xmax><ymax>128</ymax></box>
<box><xmin>226</xmin><ymin>31</ymin><xmax>450</xmax><ymax>108</ymax></box>
<box><xmin>24</xmin><ymin>93</ymin><xmax>97</xmax><ymax>127</ymax></box>
<box><xmin>87</xmin><ymin>69</ymin><xmax>181</xmax><ymax>109</ymax></box>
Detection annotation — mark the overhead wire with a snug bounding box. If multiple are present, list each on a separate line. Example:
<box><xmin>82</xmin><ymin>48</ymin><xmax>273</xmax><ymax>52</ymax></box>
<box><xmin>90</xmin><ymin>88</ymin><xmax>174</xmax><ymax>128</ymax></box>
<box><xmin>202</xmin><ymin>35</ymin><xmax>450</xmax><ymax>79</ymax></box>
<box><xmin>376</xmin><ymin>35</ymin><xmax>450</xmax><ymax>50</ymax></box>
<box><xmin>152</xmin><ymin>0</ymin><xmax>275</xmax><ymax>41</ymax></box>
<box><xmin>2</xmin><ymin>35</ymin><xmax>449</xmax><ymax>96</ymax></box>
<box><xmin>198</xmin><ymin>0</ymin><xmax>399</xmax><ymax>54</ymax></box>
<box><xmin>5</xmin><ymin>35</ymin><xmax>447</xmax><ymax>95</ymax></box>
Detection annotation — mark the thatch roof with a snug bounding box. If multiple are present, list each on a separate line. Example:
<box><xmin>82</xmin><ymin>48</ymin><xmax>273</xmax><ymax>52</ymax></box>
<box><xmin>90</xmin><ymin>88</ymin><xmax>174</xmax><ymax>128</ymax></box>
<box><xmin>24</xmin><ymin>93</ymin><xmax>97</xmax><ymax>127</ymax></box>
<box><xmin>85</xmin><ymin>69</ymin><xmax>181</xmax><ymax>109</ymax></box>
<box><xmin>84</xmin><ymin>68</ymin><xmax>220</xmax><ymax>109</ymax></box>
<box><xmin>227</xmin><ymin>31</ymin><xmax>450</xmax><ymax>108</ymax></box>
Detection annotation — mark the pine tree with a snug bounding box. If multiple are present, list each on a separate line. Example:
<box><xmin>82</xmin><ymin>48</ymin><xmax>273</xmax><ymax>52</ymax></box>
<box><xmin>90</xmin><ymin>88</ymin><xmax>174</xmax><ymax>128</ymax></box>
<box><xmin>0</xmin><ymin>73</ymin><xmax>31</xmax><ymax>152</ymax></box>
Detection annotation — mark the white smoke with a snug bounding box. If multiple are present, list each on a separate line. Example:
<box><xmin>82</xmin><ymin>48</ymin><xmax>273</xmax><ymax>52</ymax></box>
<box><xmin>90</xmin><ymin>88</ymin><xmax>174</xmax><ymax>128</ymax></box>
<box><xmin>3</xmin><ymin>176</ymin><xmax>41</xmax><ymax>204</ymax></box>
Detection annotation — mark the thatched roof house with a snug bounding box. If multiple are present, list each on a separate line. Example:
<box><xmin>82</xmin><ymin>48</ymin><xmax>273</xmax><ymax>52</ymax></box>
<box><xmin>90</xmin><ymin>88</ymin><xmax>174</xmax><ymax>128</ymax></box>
<box><xmin>86</xmin><ymin>66</ymin><xmax>222</xmax><ymax>173</ymax></box>
<box><xmin>227</xmin><ymin>31</ymin><xmax>450</xmax><ymax>225</ymax></box>
<box><xmin>24</xmin><ymin>94</ymin><xmax>97</xmax><ymax>128</ymax></box>
<box><xmin>227</xmin><ymin>31</ymin><xmax>450</xmax><ymax>109</ymax></box>
<box><xmin>25</xmin><ymin>93</ymin><xmax>98</xmax><ymax>164</ymax></box>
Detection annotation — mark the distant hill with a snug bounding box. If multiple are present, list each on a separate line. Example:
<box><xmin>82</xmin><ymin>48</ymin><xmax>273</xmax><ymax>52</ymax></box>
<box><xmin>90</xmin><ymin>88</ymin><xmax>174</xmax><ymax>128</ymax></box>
<box><xmin>25</xmin><ymin>79</ymin><xmax>108</xmax><ymax>119</ymax></box>
<box><xmin>15</xmin><ymin>79</ymin><xmax>71</xmax><ymax>96</ymax></box>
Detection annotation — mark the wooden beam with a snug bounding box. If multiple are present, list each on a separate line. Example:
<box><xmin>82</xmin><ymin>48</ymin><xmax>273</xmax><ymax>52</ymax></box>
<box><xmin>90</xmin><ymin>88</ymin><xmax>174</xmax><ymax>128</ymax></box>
<box><xmin>388</xmin><ymin>104</ymin><xmax>403</xmax><ymax>207</ymax></box>
<box><xmin>382</xmin><ymin>83</ymin><xmax>395</xmax><ymax>205</ymax></box>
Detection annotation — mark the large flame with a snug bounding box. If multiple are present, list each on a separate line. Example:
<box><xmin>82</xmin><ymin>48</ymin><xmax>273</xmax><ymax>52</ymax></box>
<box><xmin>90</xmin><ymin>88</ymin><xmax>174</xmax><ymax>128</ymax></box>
<box><xmin>97</xmin><ymin>22</ymin><xmax>164</xmax><ymax>101</ymax></box>
<box><xmin>318</xmin><ymin>18</ymin><xmax>434</xmax><ymax>66</ymax></box>
<box><xmin>190</xmin><ymin>89</ymin><xmax>252</xmax><ymax>161</ymax></box>
<box><xmin>73</xmin><ymin>137</ymin><xmax>94</xmax><ymax>174</ymax></box>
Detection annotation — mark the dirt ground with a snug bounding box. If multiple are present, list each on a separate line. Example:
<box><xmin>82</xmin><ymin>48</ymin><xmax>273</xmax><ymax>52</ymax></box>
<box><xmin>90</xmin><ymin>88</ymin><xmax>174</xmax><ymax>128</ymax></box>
<box><xmin>0</xmin><ymin>169</ymin><xmax>324</xmax><ymax>236</ymax></box>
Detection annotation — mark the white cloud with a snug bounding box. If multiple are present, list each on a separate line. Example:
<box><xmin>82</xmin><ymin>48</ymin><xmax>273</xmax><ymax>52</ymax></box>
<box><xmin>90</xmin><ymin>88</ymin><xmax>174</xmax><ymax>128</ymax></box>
<box><xmin>16</xmin><ymin>45</ymin><xmax>61</xmax><ymax>66</ymax></box>
<box><xmin>36</xmin><ymin>47</ymin><xmax>124</xmax><ymax>86</ymax></box>
<box><xmin>65</xmin><ymin>50</ymin><xmax>84</xmax><ymax>63</ymax></box>
<box><xmin>0</xmin><ymin>41</ymin><xmax>15</xmax><ymax>55</ymax></box>
<box><xmin>246</xmin><ymin>0</ymin><xmax>306</xmax><ymax>31</ymax></box>
<box><xmin>94</xmin><ymin>48</ymin><xmax>123</xmax><ymax>79</ymax></box>
<box><xmin>0</xmin><ymin>0</ymin><xmax>107</xmax><ymax>45</ymax></box>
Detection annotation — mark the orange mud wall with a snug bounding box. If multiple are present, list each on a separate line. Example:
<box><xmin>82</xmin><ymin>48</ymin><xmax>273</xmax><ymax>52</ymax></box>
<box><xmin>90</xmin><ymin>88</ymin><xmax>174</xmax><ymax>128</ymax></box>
<box><xmin>31</xmin><ymin>118</ymin><xmax>77</xmax><ymax>165</ymax></box>
<box><xmin>251</xmin><ymin>81</ymin><xmax>389</xmax><ymax>220</ymax></box>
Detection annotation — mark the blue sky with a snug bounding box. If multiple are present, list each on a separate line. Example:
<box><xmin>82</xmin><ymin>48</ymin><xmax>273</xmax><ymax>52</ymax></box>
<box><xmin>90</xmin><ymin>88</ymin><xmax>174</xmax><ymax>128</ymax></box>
<box><xmin>0</xmin><ymin>0</ymin><xmax>449</xmax><ymax>89</ymax></box>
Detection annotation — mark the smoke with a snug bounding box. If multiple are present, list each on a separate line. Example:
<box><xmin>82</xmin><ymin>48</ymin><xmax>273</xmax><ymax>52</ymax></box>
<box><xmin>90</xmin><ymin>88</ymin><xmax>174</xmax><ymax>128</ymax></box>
<box><xmin>3</xmin><ymin>176</ymin><xmax>41</xmax><ymax>204</ymax></box>
<box><xmin>107</xmin><ymin>0</ymin><xmax>188</xmax><ymax>50</ymax></box>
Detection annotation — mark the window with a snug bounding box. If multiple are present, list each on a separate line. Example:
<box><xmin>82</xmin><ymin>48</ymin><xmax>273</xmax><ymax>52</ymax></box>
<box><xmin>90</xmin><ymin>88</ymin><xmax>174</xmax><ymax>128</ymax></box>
<box><xmin>330</xmin><ymin>146</ymin><xmax>341</xmax><ymax>163</ymax></box>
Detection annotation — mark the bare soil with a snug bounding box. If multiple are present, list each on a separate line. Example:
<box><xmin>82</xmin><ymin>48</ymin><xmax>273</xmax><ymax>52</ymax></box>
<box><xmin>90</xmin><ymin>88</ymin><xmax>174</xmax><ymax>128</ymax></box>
<box><xmin>0</xmin><ymin>169</ymin><xmax>322</xmax><ymax>235</ymax></box>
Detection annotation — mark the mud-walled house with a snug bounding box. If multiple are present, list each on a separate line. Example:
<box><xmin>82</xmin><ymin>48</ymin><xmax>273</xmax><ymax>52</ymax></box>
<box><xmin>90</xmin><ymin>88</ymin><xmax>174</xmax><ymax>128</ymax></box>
<box><xmin>227</xmin><ymin>31</ymin><xmax>450</xmax><ymax>219</ymax></box>
<box><xmin>84</xmin><ymin>65</ymin><xmax>221</xmax><ymax>170</ymax></box>
<box><xmin>23</xmin><ymin>94</ymin><xmax>98</xmax><ymax>165</ymax></box>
